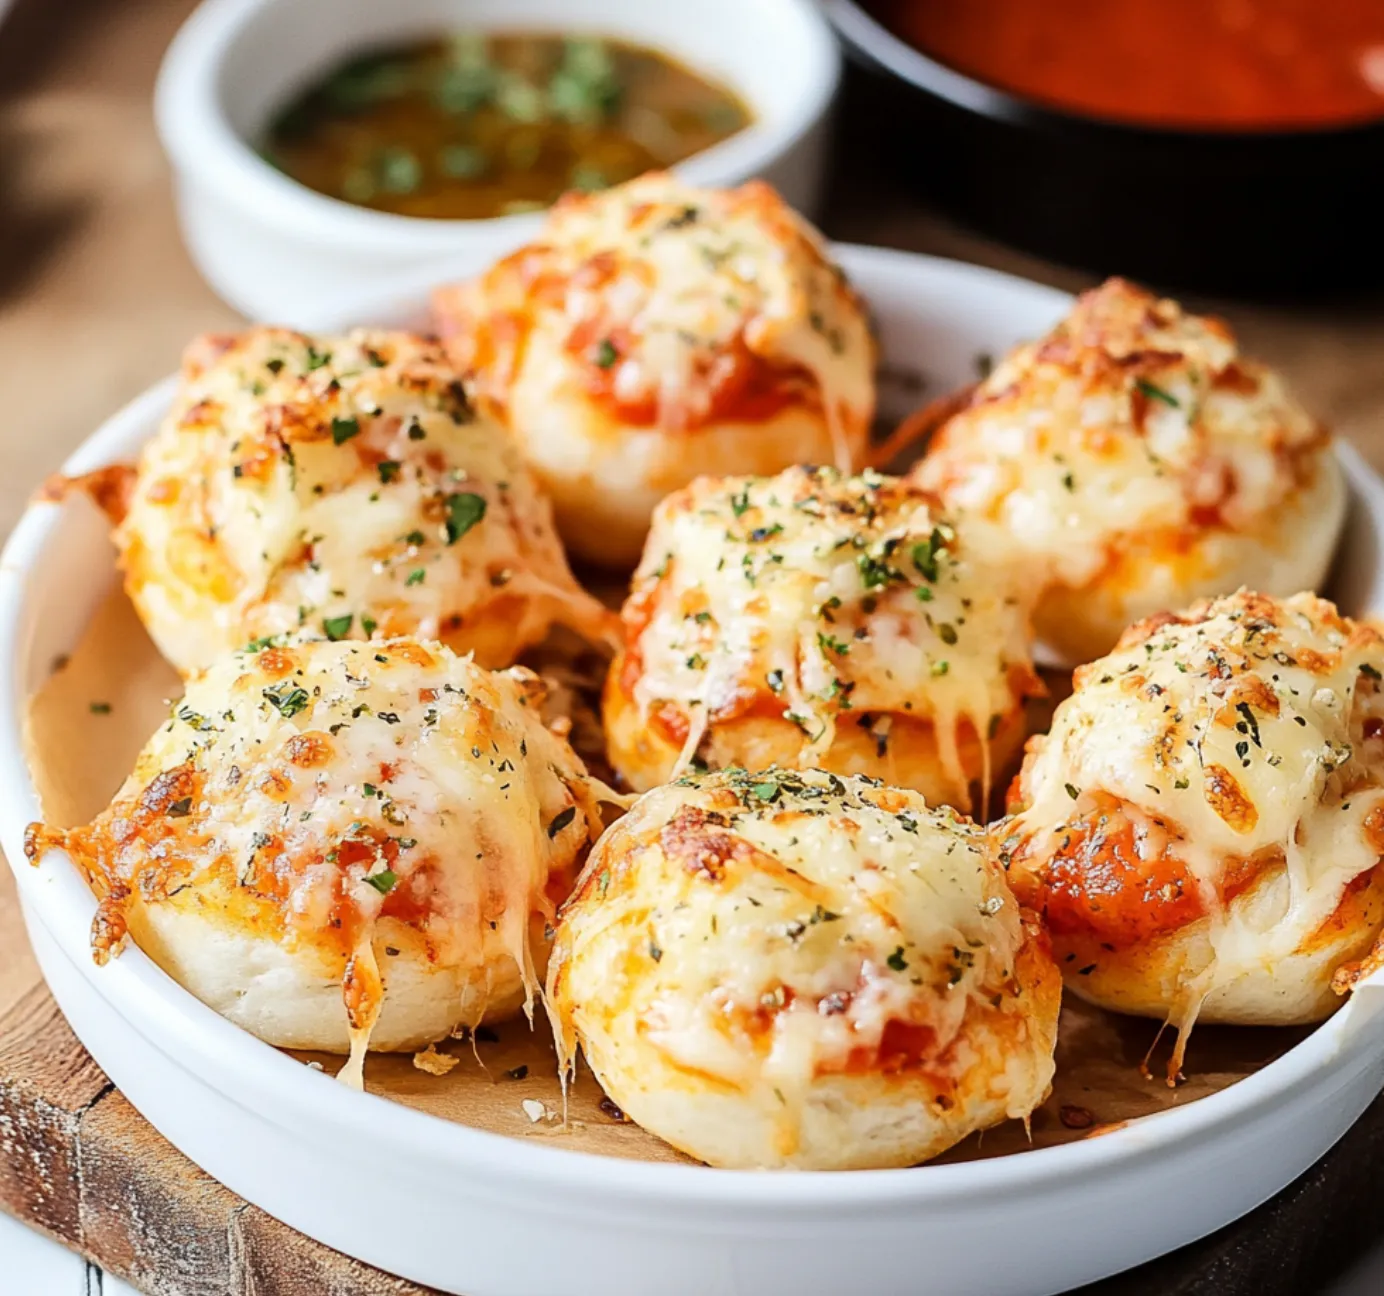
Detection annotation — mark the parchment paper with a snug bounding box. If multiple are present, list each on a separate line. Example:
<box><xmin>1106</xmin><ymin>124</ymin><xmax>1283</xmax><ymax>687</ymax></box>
<box><xmin>23</xmin><ymin>589</ymin><xmax>1312</xmax><ymax>1167</ymax></box>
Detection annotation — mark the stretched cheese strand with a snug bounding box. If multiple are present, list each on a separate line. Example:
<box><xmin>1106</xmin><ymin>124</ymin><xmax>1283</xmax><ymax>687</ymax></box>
<box><xmin>340</xmin><ymin>937</ymin><xmax>383</xmax><ymax>1090</ymax></box>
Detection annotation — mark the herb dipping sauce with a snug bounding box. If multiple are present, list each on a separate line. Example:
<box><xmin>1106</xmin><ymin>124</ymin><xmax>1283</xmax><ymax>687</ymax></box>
<box><xmin>263</xmin><ymin>34</ymin><xmax>753</xmax><ymax>219</ymax></box>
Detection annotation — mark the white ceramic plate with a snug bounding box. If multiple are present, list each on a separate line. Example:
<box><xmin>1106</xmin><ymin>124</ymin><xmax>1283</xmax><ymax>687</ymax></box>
<box><xmin>3</xmin><ymin>248</ymin><xmax>1384</xmax><ymax>1296</ymax></box>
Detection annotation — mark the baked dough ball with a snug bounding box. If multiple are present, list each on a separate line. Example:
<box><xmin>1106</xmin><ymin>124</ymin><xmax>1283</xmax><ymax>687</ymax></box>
<box><xmin>604</xmin><ymin>466</ymin><xmax>1042</xmax><ymax>811</ymax></box>
<box><xmin>433</xmin><ymin>172</ymin><xmax>876</xmax><ymax>568</ymax></box>
<box><xmin>26</xmin><ymin>637</ymin><xmax>609</xmax><ymax>1086</ymax></box>
<box><xmin>547</xmin><ymin>767</ymin><xmax>1060</xmax><ymax>1169</ymax></box>
<box><xmin>1001</xmin><ymin>590</ymin><xmax>1384</xmax><ymax>1073</ymax></box>
<box><xmin>913</xmin><ymin>278</ymin><xmax>1345</xmax><ymax>666</ymax></box>
<box><xmin>115</xmin><ymin>327</ymin><xmax>615</xmax><ymax>675</ymax></box>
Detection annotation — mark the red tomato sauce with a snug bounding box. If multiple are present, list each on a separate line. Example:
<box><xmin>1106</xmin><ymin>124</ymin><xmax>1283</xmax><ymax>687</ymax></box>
<box><xmin>868</xmin><ymin>0</ymin><xmax>1384</xmax><ymax>130</ymax></box>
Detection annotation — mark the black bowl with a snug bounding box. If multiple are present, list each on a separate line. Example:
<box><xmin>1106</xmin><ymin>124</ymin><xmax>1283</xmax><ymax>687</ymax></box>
<box><xmin>825</xmin><ymin>0</ymin><xmax>1384</xmax><ymax>297</ymax></box>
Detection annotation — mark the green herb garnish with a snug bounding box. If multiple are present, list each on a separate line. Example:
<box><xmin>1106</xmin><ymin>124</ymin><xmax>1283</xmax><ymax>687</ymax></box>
<box><xmin>856</xmin><ymin>553</ymin><xmax>895</xmax><ymax>590</ymax></box>
<box><xmin>912</xmin><ymin>527</ymin><xmax>948</xmax><ymax>582</ymax></box>
<box><xmin>263</xmin><ymin>683</ymin><xmax>310</xmax><ymax>718</ymax></box>
<box><xmin>331</xmin><ymin>416</ymin><xmax>360</xmax><ymax>445</ymax></box>
<box><xmin>1136</xmin><ymin>378</ymin><xmax>1180</xmax><ymax>408</ymax></box>
<box><xmin>444</xmin><ymin>491</ymin><xmax>487</xmax><ymax>544</ymax></box>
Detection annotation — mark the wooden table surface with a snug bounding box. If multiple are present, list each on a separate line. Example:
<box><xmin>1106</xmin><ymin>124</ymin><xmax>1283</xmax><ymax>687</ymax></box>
<box><xmin>3</xmin><ymin>0</ymin><xmax>1384</xmax><ymax>1292</ymax></box>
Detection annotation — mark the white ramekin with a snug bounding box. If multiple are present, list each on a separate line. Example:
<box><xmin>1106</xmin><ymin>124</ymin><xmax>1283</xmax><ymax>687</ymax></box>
<box><xmin>155</xmin><ymin>0</ymin><xmax>841</xmax><ymax>325</ymax></box>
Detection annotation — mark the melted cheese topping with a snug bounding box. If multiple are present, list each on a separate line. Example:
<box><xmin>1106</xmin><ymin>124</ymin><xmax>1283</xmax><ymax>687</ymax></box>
<box><xmin>1006</xmin><ymin>590</ymin><xmax>1384</xmax><ymax>1031</ymax></box>
<box><xmin>915</xmin><ymin>278</ymin><xmax>1336</xmax><ymax>595</ymax></box>
<box><xmin>27</xmin><ymin>639</ymin><xmax>607</xmax><ymax>1082</ymax></box>
<box><xmin>613</xmin><ymin>466</ymin><xmax>1039</xmax><ymax>800</ymax></box>
<box><xmin>550</xmin><ymin>767</ymin><xmax>1053</xmax><ymax>1135</ymax></box>
<box><xmin>115</xmin><ymin>327</ymin><xmax>613</xmax><ymax>674</ymax></box>
<box><xmin>437</xmin><ymin>173</ymin><xmax>873</xmax><ymax>441</ymax></box>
